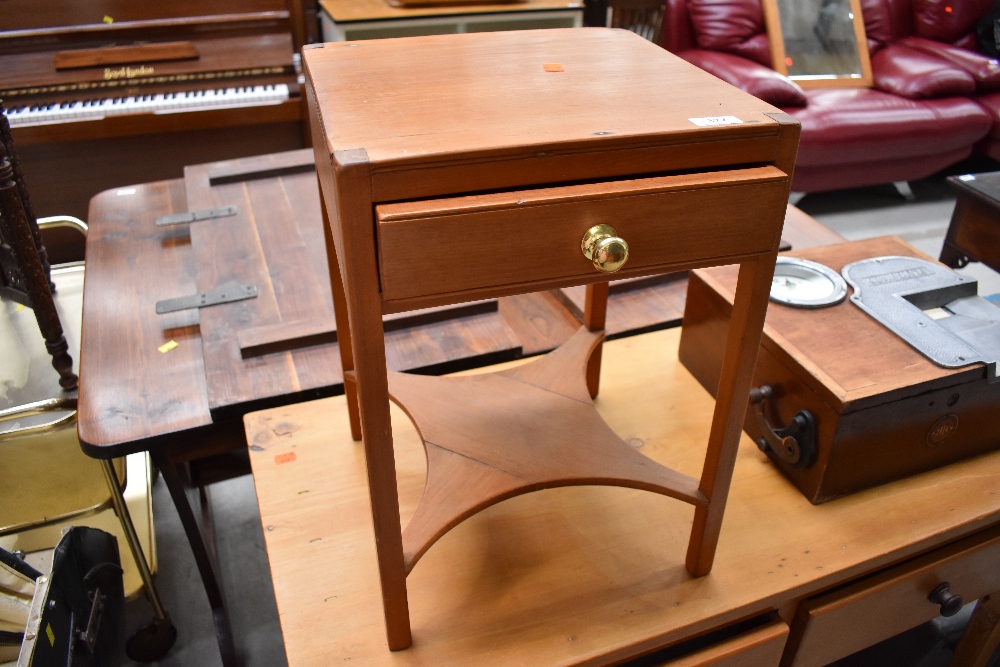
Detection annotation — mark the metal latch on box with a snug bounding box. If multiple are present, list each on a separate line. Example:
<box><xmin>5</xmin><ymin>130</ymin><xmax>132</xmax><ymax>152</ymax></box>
<box><xmin>843</xmin><ymin>256</ymin><xmax>1000</xmax><ymax>382</ymax></box>
<box><xmin>155</xmin><ymin>284</ymin><xmax>257</xmax><ymax>314</ymax></box>
<box><xmin>155</xmin><ymin>205</ymin><xmax>237</xmax><ymax>226</ymax></box>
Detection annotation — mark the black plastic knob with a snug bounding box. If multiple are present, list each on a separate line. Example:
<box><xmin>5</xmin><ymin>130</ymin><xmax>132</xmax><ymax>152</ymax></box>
<box><xmin>928</xmin><ymin>582</ymin><xmax>964</xmax><ymax>617</ymax></box>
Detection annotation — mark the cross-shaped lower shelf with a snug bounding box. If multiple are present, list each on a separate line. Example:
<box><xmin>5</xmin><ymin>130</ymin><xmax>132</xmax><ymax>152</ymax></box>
<box><xmin>386</xmin><ymin>326</ymin><xmax>709</xmax><ymax>574</ymax></box>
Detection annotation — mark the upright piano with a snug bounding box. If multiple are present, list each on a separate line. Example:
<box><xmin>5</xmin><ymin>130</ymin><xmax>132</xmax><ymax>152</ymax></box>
<box><xmin>1</xmin><ymin>0</ymin><xmax>313</xmax><ymax>221</ymax></box>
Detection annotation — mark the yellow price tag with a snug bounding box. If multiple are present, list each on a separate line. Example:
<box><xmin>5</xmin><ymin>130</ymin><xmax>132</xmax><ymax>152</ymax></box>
<box><xmin>103</xmin><ymin>15</ymin><xmax>114</xmax><ymax>23</ymax></box>
<box><xmin>158</xmin><ymin>340</ymin><xmax>179</xmax><ymax>354</ymax></box>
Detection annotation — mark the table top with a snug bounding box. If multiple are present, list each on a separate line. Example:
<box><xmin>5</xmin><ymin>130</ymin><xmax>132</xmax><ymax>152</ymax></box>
<box><xmin>78</xmin><ymin>179</ymin><xmax>215</xmax><ymax>458</ymax></box>
<box><xmin>948</xmin><ymin>171</ymin><xmax>1000</xmax><ymax>204</ymax></box>
<box><xmin>303</xmin><ymin>29</ymin><xmax>785</xmax><ymax>171</ymax></box>
<box><xmin>245</xmin><ymin>326</ymin><xmax>1000</xmax><ymax>666</ymax></box>
<box><xmin>320</xmin><ymin>0</ymin><xmax>581</xmax><ymax>23</ymax></box>
<box><xmin>77</xmin><ymin>156</ymin><xmax>524</xmax><ymax>458</ymax></box>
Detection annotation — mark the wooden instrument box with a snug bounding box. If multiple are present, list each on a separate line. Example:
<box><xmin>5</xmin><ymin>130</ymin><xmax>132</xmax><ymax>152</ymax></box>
<box><xmin>679</xmin><ymin>236</ymin><xmax>1000</xmax><ymax>504</ymax></box>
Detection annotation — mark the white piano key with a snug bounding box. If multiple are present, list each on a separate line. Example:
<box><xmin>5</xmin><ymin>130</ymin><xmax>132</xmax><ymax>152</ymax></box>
<box><xmin>7</xmin><ymin>84</ymin><xmax>290</xmax><ymax>127</ymax></box>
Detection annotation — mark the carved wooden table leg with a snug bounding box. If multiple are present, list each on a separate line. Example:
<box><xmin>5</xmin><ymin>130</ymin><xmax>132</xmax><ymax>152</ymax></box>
<box><xmin>0</xmin><ymin>141</ymin><xmax>76</xmax><ymax>389</ymax></box>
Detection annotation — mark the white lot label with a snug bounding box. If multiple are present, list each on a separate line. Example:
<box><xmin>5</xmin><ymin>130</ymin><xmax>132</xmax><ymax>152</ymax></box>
<box><xmin>688</xmin><ymin>116</ymin><xmax>743</xmax><ymax>127</ymax></box>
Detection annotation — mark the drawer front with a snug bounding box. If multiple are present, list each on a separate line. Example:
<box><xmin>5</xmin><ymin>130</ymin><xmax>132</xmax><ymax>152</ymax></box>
<box><xmin>655</xmin><ymin>618</ymin><xmax>789</xmax><ymax>667</ymax></box>
<box><xmin>784</xmin><ymin>529</ymin><xmax>1000</xmax><ymax>667</ymax></box>
<box><xmin>376</xmin><ymin>166</ymin><xmax>787</xmax><ymax>306</ymax></box>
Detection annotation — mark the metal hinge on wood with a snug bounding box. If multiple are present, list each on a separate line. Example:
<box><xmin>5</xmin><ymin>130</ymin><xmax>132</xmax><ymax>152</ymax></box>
<box><xmin>155</xmin><ymin>284</ymin><xmax>257</xmax><ymax>314</ymax></box>
<box><xmin>155</xmin><ymin>205</ymin><xmax>237</xmax><ymax>226</ymax></box>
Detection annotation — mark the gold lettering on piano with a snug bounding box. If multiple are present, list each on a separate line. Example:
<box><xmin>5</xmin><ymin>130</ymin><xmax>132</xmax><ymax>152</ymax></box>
<box><xmin>104</xmin><ymin>65</ymin><xmax>156</xmax><ymax>81</ymax></box>
<box><xmin>2</xmin><ymin>67</ymin><xmax>287</xmax><ymax>98</ymax></box>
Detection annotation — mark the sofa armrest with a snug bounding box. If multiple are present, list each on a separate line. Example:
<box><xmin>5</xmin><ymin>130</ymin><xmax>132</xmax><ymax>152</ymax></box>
<box><xmin>871</xmin><ymin>43</ymin><xmax>977</xmax><ymax>99</ymax></box>
<box><xmin>679</xmin><ymin>49</ymin><xmax>807</xmax><ymax>107</ymax></box>
<box><xmin>899</xmin><ymin>36</ymin><xmax>1000</xmax><ymax>91</ymax></box>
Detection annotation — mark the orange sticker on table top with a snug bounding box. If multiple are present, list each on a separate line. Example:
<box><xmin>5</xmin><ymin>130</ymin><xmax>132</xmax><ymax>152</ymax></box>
<box><xmin>543</xmin><ymin>63</ymin><xmax>564</xmax><ymax>72</ymax></box>
<box><xmin>275</xmin><ymin>452</ymin><xmax>297</xmax><ymax>465</ymax></box>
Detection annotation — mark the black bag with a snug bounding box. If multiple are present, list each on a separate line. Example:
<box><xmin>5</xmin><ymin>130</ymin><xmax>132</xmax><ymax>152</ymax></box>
<box><xmin>976</xmin><ymin>0</ymin><xmax>1000</xmax><ymax>56</ymax></box>
<box><xmin>3</xmin><ymin>527</ymin><xmax>124</xmax><ymax>667</ymax></box>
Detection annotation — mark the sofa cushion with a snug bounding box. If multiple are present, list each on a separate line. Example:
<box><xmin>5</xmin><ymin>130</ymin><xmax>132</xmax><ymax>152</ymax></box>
<box><xmin>861</xmin><ymin>0</ymin><xmax>914</xmax><ymax>53</ymax></box>
<box><xmin>680</xmin><ymin>50</ymin><xmax>807</xmax><ymax>106</ymax></box>
<box><xmin>872</xmin><ymin>43</ymin><xmax>976</xmax><ymax>97</ymax></box>
<box><xmin>974</xmin><ymin>91</ymin><xmax>1000</xmax><ymax>139</ymax></box>
<box><xmin>687</xmin><ymin>0</ymin><xmax>772</xmax><ymax>66</ymax></box>
<box><xmin>900</xmin><ymin>35</ymin><xmax>1000</xmax><ymax>90</ymax></box>
<box><xmin>786</xmin><ymin>88</ymin><xmax>992</xmax><ymax>166</ymax></box>
<box><xmin>663</xmin><ymin>0</ymin><xmax>697</xmax><ymax>53</ymax></box>
<box><xmin>913</xmin><ymin>0</ymin><xmax>992</xmax><ymax>44</ymax></box>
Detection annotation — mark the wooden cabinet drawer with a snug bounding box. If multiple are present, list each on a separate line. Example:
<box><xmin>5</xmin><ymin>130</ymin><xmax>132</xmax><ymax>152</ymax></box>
<box><xmin>376</xmin><ymin>165</ymin><xmax>787</xmax><ymax>307</ymax></box>
<box><xmin>653</xmin><ymin>618</ymin><xmax>789</xmax><ymax>667</ymax></box>
<box><xmin>783</xmin><ymin>528</ymin><xmax>1000</xmax><ymax>667</ymax></box>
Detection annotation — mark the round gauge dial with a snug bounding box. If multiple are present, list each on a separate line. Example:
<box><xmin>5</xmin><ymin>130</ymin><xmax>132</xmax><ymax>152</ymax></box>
<box><xmin>769</xmin><ymin>257</ymin><xmax>848</xmax><ymax>309</ymax></box>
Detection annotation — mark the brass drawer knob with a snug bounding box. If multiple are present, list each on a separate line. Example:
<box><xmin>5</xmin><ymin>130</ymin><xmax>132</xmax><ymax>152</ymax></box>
<box><xmin>581</xmin><ymin>224</ymin><xmax>629</xmax><ymax>273</ymax></box>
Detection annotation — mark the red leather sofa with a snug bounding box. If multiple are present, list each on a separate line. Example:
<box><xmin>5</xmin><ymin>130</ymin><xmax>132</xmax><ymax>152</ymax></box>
<box><xmin>662</xmin><ymin>0</ymin><xmax>995</xmax><ymax>193</ymax></box>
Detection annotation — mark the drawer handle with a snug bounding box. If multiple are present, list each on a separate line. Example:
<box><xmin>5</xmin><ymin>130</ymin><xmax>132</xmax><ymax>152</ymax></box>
<box><xmin>748</xmin><ymin>385</ymin><xmax>817</xmax><ymax>469</ymax></box>
<box><xmin>581</xmin><ymin>224</ymin><xmax>629</xmax><ymax>273</ymax></box>
<box><xmin>928</xmin><ymin>583</ymin><xmax>964</xmax><ymax>617</ymax></box>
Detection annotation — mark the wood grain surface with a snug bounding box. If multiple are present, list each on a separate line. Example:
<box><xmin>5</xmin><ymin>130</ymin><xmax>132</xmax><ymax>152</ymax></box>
<box><xmin>246</xmin><ymin>327</ymin><xmax>1000</xmax><ymax>666</ymax></box>
<box><xmin>78</xmin><ymin>179</ymin><xmax>213</xmax><ymax>453</ymax></box>
<box><xmin>386</xmin><ymin>326</ymin><xmax>704</xmax><ymax>573</ymax></box>
<box><xmin>784</xmin><ymin>528</ymin><xmax>1000</xmax><ymax>667</ymax></box>
<box><xmin>185</xmin><ymin>153</ymin><xmax>342</xmax><ymax>417</ymax></box>
<box><xmin>376</xmin><ymin>167</ymin><xmax>788</xmax><ymax>306</ymax></box>
<box><xmin>183</xmin><ymin>153</ymin><xmax>522</xmax><ymax>418</ymax></box>
<box><xmin>303</xmin><ymin>29</ymin><xmax>786</xmax><ymax>202</ymax></box>
<box><xmin>53</xmin><ymin>41</ymin><xmax>200</xmax><ymax>70</ymax></box>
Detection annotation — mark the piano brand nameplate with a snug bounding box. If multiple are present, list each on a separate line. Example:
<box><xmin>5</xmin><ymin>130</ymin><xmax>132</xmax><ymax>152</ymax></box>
<box><xmin>54</xmin><ymin>42</ymin><xmax>200</xmax><ymax>71</ymax></box>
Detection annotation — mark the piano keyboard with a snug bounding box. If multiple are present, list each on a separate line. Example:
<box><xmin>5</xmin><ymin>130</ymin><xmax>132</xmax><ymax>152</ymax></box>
<box><xmin>7</xmin><ymin>84</ymin><xmax>290</xmax><ymax>127</ymax></box>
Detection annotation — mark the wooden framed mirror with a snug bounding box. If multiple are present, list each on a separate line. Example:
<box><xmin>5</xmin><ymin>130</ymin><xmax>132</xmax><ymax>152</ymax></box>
<box><xmin>762</xmin><ymin>0</ymin><xmax>872</xmax><ymax>88</ymax></box>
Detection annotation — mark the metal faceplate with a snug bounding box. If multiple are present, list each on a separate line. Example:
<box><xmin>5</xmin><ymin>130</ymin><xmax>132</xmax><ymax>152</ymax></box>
<box><xmin>770</xmin><ymin>257</ymin><xmax>848</xmax><ymax>308</ymax></box>
<box><xmin>842</xmin><ymin>256</ymin><xmax>1000</xmax><ymax>382</ymax></box>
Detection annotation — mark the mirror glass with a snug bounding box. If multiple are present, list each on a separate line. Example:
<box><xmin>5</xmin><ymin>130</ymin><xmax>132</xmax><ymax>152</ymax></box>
<box><xmin>763</xmin><ymin>0</ymin><xmax>872</xmax><ymax>87</ymax></box>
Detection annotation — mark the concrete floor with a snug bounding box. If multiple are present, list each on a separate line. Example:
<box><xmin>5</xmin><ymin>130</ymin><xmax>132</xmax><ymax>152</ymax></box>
<box><xmin>121</xmin><ymin>163</ymin><xmax>1000</xmax><ymax>667</ymax></box>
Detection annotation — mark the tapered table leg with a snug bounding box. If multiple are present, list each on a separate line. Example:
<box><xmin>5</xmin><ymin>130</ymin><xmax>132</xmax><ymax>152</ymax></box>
<box><xmin>686</xmin><ymin>252</ymin><xmax>778</xmax><ymax>576</ymax></box>
<box><xmin>153</xmin><ymin>453</ymin><xmax>239</xmax><ymax>667</ymax></box>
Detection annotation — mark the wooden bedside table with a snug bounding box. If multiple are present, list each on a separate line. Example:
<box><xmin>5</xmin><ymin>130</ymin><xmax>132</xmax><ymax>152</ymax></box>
<box><xmin>302</xmin><ymin>27</ymin><xmax>799</xmax><ymax>649</ymax></box>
